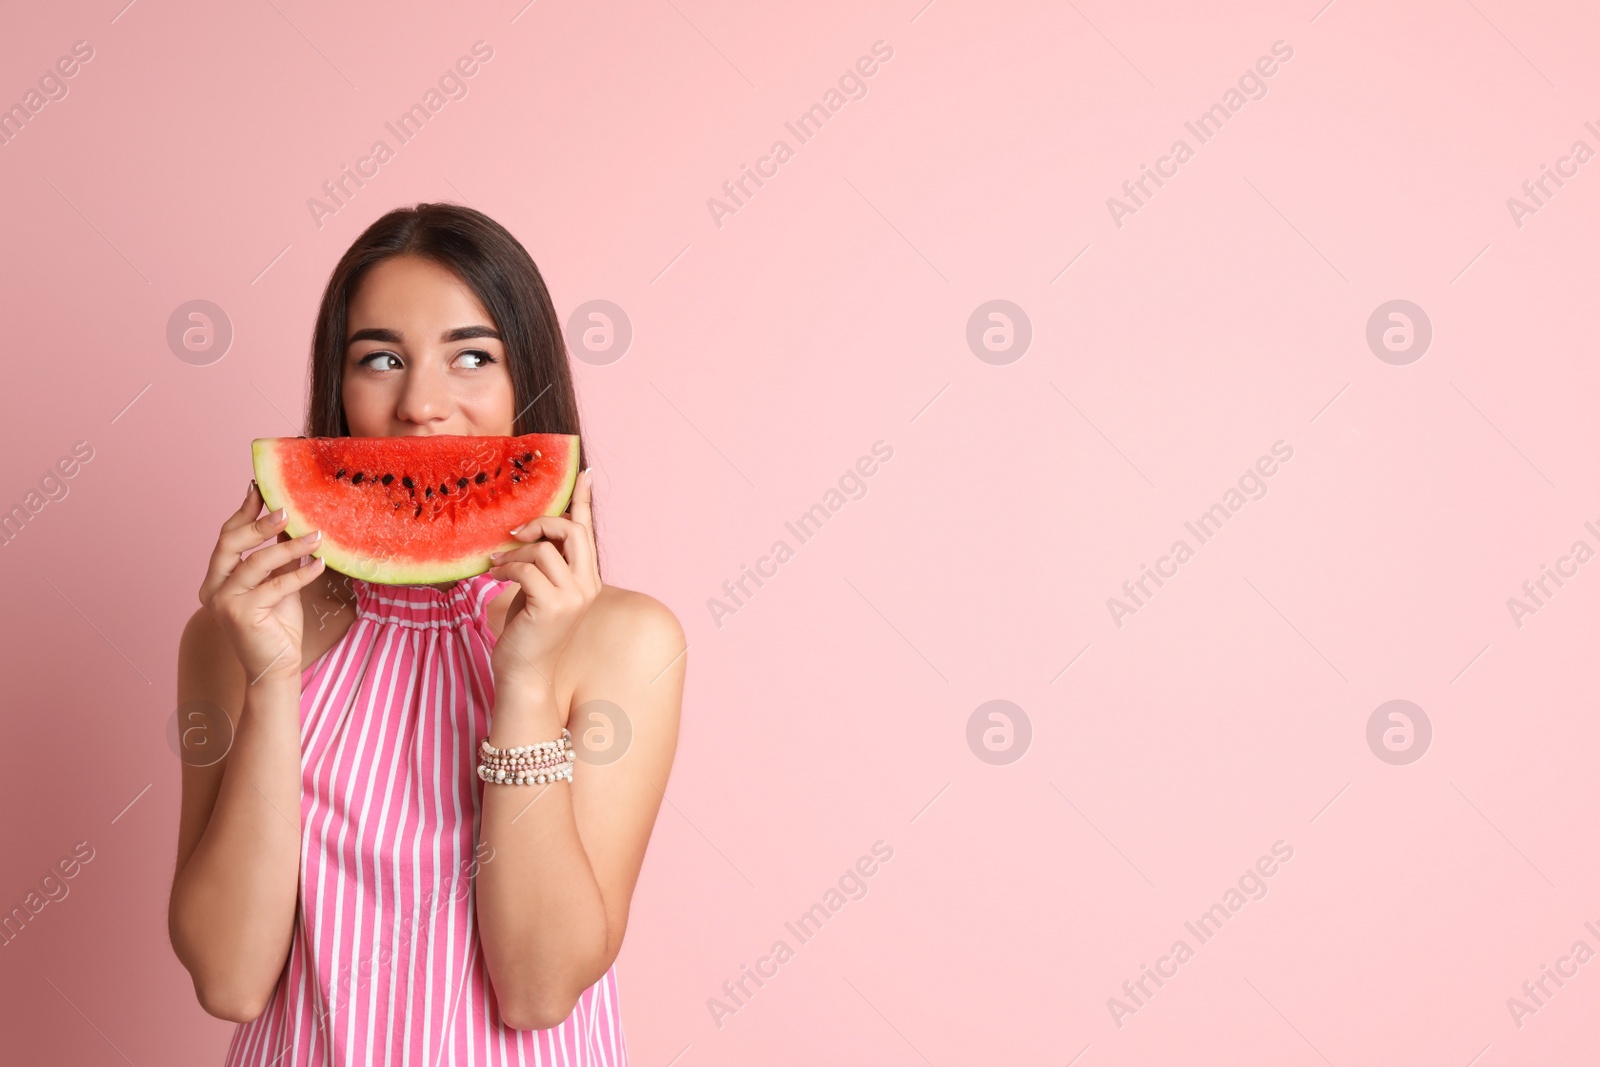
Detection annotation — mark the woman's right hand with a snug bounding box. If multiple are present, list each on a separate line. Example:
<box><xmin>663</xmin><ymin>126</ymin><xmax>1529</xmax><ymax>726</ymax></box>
<box><xmin>199</xmin><ymin>480</ymin><xmax>326</xmax><ymax>685</ymax></box>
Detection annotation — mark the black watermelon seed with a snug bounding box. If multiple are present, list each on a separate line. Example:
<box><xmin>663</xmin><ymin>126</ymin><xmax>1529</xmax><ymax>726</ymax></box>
<box><xmin>425</xmin><ymin>487</ymin><xmax>433</xmax><ymax>498</ymax></box>
<box><xmin>522</xmin><ymin>452</ymin><xmax>532</xmax><ymax>462</ymax></box>
<box><xmin>402</xmin><ymin>476</ymin><xmax>414</xmax><ymax>489</ymax></box>
<box><xmin>440</xmin><ymin>483</ymin><xmax>449</xmax><ymax>495</ymax></box>
<box><xmin>494</xmin><ymin>466</ymin><xmax>502</xmax><ymax>477</ymax></box>
<box><xmin>335</xmin><ymin>469</ymin><xmax>346</xmax><ymax>479</ymax></box>
<box><xmin>414</xmin><ymin>505</ymin><xmax>422</xmax><ymax>517</ymax></box>
<box><xmin>456</xmin><ymin>477</ymin><xmax>468</xmax><ymax>489</ymax></box>
<box><xmin>351</xmin><ymin>472</ymin><xmax>364</xmax><ymax>485</ymax></box>
<box><xmin>474</xmin><ymin>471</ymin><xmax>487</xmax><ymax>484</ymax></box>
<box><xmin>511</xmin><ymin>474</ymin><xmax>521</xmax><ymax>483</ymax></box>
<box><xmin>381</xmin><ymin>473</ymin><xmax>394</xmax><ymax>485</ymax></box>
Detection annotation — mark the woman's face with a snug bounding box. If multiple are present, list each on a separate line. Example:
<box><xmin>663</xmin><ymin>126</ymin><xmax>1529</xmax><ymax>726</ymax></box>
<box><xmin>341</xmin><ymin>254</ymin><xmax>516</xmax><ymax>438</ymax></box>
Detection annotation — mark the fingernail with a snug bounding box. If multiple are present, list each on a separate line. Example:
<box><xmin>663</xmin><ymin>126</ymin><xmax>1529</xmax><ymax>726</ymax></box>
<box><xmin>271</xmin><ymin>507</ymin><xmax>285</xmax><ymax>521</ymax></box>
<box><xmin>489</xmin><ymin>550</ymin><xmax>503</xmax><ymax>561</ymax></box>
<box><xmin>307</xmin><ymin>529</ymin><xmax>321</xmax><ymax>543</ymax></box>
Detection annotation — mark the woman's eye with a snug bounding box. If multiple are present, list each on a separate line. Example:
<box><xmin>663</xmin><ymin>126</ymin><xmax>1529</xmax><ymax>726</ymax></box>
<box><xmin>356</xmin><ymin>350</ymin><xmax>495</xmax><ymax>370</ymax></box>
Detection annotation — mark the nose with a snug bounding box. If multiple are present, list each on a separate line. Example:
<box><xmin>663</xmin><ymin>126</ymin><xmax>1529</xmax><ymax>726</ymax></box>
<box><xmin>394</xmin><ymin>358</ymin><xmax>449</xmax><ymax>426</ymax></box>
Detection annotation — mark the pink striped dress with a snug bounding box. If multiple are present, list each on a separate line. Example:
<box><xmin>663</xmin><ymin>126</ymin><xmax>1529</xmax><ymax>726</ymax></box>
<box><xmin>224</xmin><ymin>572</ymin><xmax>629</xmax><ymax>1066</ymax></box>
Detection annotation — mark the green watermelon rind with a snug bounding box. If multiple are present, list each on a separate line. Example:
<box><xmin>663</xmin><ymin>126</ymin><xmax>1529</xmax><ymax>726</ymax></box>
<box><xmin>250</xmin><ymin>434</ymin><xmax>581</xmax><ymax>586</ymax></box>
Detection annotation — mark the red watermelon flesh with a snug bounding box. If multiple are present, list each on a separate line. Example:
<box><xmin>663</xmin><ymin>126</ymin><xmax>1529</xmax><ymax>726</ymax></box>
<box><xmin>251</xmin><ymin>433</ymin><xmax>581</xmax><ymax>585</ymax></box>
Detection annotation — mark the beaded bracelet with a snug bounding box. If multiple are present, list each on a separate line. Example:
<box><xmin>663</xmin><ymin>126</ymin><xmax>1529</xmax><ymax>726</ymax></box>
<box><xmin>477</xmin><ymin>728</ymin><xmax>575</xmax><ymax>785</ymax></box>
<box><xmin>478</xmin><ymin>751</ymin><xmax>574</xmax><ymax>785</ymax></box>
<box><xmin>479</xmin><ymin>736</ymin><xmax>573</xmax><ymax>770</ymax></box>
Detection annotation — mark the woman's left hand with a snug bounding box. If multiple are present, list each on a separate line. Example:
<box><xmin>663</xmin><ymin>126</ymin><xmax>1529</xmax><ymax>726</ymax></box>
<box><xmin>488</xmin><ymin>468</ymin><xmax>600</xmax><ymax>694</ymax></box>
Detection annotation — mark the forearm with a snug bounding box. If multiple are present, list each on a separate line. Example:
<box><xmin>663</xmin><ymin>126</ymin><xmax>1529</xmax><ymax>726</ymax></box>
<box><xmin>169</xmin><ymin>677</ymin><xmax>303</xmax><ymax>1018</ymax></box>
<box><xmin>475</xmin><ymin>681</ymin><xmax>609</xmax><ymax>1028</ymax></box>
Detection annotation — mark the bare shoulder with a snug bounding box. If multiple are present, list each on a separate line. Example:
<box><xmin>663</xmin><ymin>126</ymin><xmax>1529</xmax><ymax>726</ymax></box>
<box><xmin>485</xmin><ymin>580</ymin><xmax>685</xmax><ymax>663</ymax></box>
<box><xmin>581</xmin><ymin>583</ymin><xmax>686</xmax><ymax>660</ymax></box>
<box><xmin>570</xmin><ymin>585</ymin><xmax>685</xmax><ymax>775</ymax></box>
<box><xmin>570</xmin><ymin>586</ymin><xmax>687</xmax><ymax>752</ymax></box>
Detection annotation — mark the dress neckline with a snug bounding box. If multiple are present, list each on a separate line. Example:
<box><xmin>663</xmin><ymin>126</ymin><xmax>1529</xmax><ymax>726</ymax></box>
<box><xmin>349</xmin><ymin>571</ymin><xmax>509</xmax><ymax>627</ymax></box>
<box><xmin>299</xmin><ymin>572</ymin><xmax>511</xmax><ymax>685</ymax></box>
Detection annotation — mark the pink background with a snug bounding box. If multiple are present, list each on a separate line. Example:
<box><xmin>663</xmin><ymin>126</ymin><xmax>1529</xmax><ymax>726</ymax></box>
<box><xmin>2</xmin><ymin>0</ymin><xmax>1598</xmax><ymax>1062</ymax></box>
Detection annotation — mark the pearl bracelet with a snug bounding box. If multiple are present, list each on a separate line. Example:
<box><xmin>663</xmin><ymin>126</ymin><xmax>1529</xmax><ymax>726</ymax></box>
<box><xmin>477</xmin><ymin>728</ymin><xmax>575</xmax><ymax>786</ymax></box>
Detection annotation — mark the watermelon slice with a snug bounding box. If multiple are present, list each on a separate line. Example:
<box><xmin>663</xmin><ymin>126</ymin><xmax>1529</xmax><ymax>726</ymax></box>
<box><xmin>251</xmin><ymin>432</ymin><xmax>581</xmax><ymax>585</ymax></box>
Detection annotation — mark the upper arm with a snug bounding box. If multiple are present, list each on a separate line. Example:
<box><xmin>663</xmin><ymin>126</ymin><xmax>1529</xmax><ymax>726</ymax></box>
<box><xmin>172</xmin><ymin>607</ymin><xmax>248</xmax><ymax>889</ymax></box>
<box><xmin>566</xmin><ymin>590</ymin><xmax>686</xmax><ymax>967</ymax></box>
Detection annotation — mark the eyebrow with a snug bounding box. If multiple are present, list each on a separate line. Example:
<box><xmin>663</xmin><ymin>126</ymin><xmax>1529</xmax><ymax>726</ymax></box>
<box><xmin>346</xmin><ymin>325</ymin><xmax>501</xmax><ymax>346</ymax></box>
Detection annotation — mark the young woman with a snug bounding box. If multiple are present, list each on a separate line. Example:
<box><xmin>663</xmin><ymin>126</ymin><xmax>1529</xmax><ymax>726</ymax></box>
<box><xmin>168</xmin><ymin>203</ymin><xmax>685</xmax><ymax>1065</ymax></box>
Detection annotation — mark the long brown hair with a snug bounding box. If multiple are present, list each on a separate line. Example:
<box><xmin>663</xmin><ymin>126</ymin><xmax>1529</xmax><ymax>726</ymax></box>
<box><xmin>303</xmin><ymin>202</ymin><xmax>600</xmax><ymax>577</ymax></box>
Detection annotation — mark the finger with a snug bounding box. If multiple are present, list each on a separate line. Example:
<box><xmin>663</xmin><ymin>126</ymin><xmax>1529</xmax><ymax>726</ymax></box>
<box><xmin>235</xmin><ymin>527</ymin><xmax>316</xmax><ymax>580</ymax></box>
<box><xmin>221</xmin><ymin>480</ymin><xmax>267</xmax><ymax>533</ymax></box>
<box><xmin>210</xmin><ymin>514</ymin><xmax>290</xmax><ymax>593</ymax></box>
<box><xmin>241</xmin><ymin>555</ymin><xmax>327</xmax><ymax>607</ymax></box>
<box><xmin>509</xmin><ymin>515</ymin><xmax>595</xmax><ymax>578</ymax></box>
<box><xmin>212</xmin><ymin>506</ymin><xmax>289</xmax><ymax>572</ymax></box>
<box><xmin>224</xmin><ymin>530</ymin><xmax>322</xmax><ymax>594</ymax></box>
<box><xmin>202</xmin><ymin>502</ymin><xmax>290</xmax><ymax>604</ymax></box>
<box><xmin>491</xmin><ymin>543</ymin><xmax>567</xmax><ymax>584</ymax></box>
<box><xmin>488</xmin><ymin>558</ymin><xmax>558</xmax><ymax>606</ymax></box>
<box><xmin>565</xmin><ymin>469</ymin><xmax>597</xmax><ymax>578</ymax></box>
<box><xmin>493</xmin><ymin>540</ymin><xmax>573</xmax><ymax>590</ymax></box>
<box><xmin>509</xmin><ymin>514</ymin><xmax>580</xmax><ymax>542</ymax></box>
<box><xmin>567</xmin><ymin>468</ymin><xmax>594</xmax><ymax>529</ymax></box>
<box><xmin>229</xmin><ymin>478</ymin><xmax>257</xmax><ymax>520</ymax></box>
<box><xmin>263</xmin><ymin>532</ymin><xmax>307</xmax><ymax>582</ymax></box>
